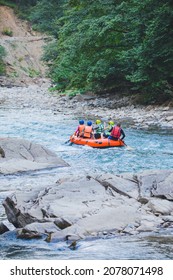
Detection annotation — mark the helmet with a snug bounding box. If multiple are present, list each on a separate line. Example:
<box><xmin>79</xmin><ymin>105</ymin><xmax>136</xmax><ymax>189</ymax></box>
<box><xmin>79</xmin><ymin>120</ymin><xmax>84</xmax><ymax>125</ymax></box>
<box><xmin>87</xmin><ymin>121</ymin><xmax>92</xmax><ymax>126</ymax></box>
<box><xmin>95</xmin><ymin>119</ymin><xmax>101</xmax><ymax>124</ymax></box>
<box><xmin>108</xmin><ymin>121</ymin><xmax>114</xmax><ymax>125</ymax></box>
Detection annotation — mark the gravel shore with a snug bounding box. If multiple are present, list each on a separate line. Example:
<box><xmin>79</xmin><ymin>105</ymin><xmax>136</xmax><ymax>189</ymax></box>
<box><xmin>1</xmin><ymin>78</ymin><xmax>173</xmax><ymax>131</ymax></box>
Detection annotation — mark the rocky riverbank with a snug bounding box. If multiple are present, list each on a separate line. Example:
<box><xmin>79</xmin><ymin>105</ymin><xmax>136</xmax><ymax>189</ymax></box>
<box><xmin>0</xmin><ymin>79</ymin><xmax>173</xmax><ymax>131</ymax></box>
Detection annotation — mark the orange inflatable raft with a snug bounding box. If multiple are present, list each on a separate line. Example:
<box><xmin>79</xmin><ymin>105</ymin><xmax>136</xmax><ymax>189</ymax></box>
<box><xmin>70</xmin><ymin>135</ymin><xmax>125</xmax><ymax>148</ymax></box>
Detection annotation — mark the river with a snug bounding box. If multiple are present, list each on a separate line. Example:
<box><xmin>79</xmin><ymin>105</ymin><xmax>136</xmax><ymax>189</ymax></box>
<box><xmin>0</xmin><ymin>96</ymin><xmax>173</xmax><ymax>259</ymax></box>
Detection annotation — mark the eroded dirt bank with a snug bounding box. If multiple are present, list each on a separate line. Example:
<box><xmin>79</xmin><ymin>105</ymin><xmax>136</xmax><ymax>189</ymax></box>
<box><xmin>0</xmin><ymin>5</ymin><xmax>47</xmax><ymax>83</ymax></box>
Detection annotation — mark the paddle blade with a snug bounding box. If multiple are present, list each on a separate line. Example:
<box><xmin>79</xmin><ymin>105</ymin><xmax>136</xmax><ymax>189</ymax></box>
<box><xmin>123</xmin><ymin>141</ymin><xmax>134</xmax><ymax>150</ymax></box>
<box><xmin>125</xmin><ymin>145</ymin><xmax>134</xmax><ymax>150</ymax></box>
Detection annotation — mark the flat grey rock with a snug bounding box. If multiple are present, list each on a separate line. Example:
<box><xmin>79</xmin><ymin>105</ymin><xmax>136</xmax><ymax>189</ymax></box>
<box><xmin>3</xmin><ymin>170</ymin><xmax>173</xmax><ymax>240</ymax></box>
<box><xmin>0</xmin><ymin>137</ymin><xmax>68</xmax><ymax>174</ymax></box>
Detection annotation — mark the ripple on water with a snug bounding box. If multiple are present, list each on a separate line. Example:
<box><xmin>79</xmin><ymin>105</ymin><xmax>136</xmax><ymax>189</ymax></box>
<box><xmin>0</xmin><ymin>231</ymin><xmax>173</xmax><ymax>260</ymax></box>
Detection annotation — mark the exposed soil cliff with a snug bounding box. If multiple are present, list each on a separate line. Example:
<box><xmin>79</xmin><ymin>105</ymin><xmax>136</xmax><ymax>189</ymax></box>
<box><xmin>0</xmin><ymin>5</ymin><xmax>48</xmax><ymax>85</ymax></box>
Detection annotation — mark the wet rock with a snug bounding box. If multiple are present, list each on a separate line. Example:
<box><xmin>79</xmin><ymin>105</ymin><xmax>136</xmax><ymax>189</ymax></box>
<box><xmin>94</xmin><ymin>173</ymin><xmax>139</xmax><ymax>199</ymax></box>
<box><xmin>65</xmin><ymin>234</ymin><xmax>82</xmax><ymax>241</ymax></box>
<box><xmin>121</xmin><ymin>223</ymin><xmax>139</xmax><ymax>235</ymax></box>
<box><xmin>16</xmin><ymin>228</ymin><xmax>42</xmax><ymax>239</ymax></box>
<box><xmin>162</xmin><ymin>216</ymin><xmax>173</xmax><ymax>222</ymax></box>
<box><xmin>24</xmin><ymin>221</ymin><xmax>60</xmax><ymax>234</ymax></box>
<box><xmin>136</xmin><ymin>223</ymin><xmax>158</xmax><ymax>233</ymax></box>
<box><xmin>68</xmin><ymin>240</ymin><xmax>77</xmax><ymax>250</ymax></box>
<box><xmin>0</xmin><ymin>222</ymin><xmax>9</xmax><ymax>234</ymax></box>
<box><xmin>166</xmin><ymin>116</ymin><xmax>173</xmax><ymax>122</ymax></box>
<box><xmin>44</xmin><ymin>231</ymin><xmax>54</xmax><ymax>242</ymax></box>
<box><xmin>0</xmin><ymin>137</ymin><xmax>69</xmax><ymax>174</ymax></box>
<box><xmin>3</xmin><ymin>170</ymin><xmax>173</xmax><ymax>239</ymax></box>
<box><xmin>3</xmin><ymin>196</ymin><xmax>37</xmax><ymax>228</ymax></box>
<box><xmin>54</xmin><ymin>218</ymin><xmax>71</xmax><ymax>229</ymax></box>
<box><xmin>127</xmin><ymin>170</ymin><xmax>173</xmax><ymax>199</ymax></box>
<box><xmin>136</xmin><ymin>214</ymin><xmax>163</xmax><ymax>232</ymax></box>
<box><xmin>0</xmin><ymin>146</ymin><xmax>5</xmax><ymax>158</ymax></box>
<box><xmin>149</xmin><ymin>171</ymin><xmax>173</xmax><ymax>200</ymax></box>
<box><xmin>146</xmin><ymin>198</ymin><xmax>173</xmax><ymax>215</ymax></box>
<box><xmin>93</xmin><ymin>170</ymin><xmax>173</xmax><ymax>203</ymax></box>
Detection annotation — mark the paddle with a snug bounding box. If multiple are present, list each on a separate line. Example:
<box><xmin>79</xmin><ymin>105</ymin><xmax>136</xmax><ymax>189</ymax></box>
<box><xmin>122</xmin><ymin>140</ymin><xmax>134</xmax><ymax>150</ymax></box>
<box><xmin>65</xmin><ymin>134</ymin><xmax>75</xmax><ymax>144</ymax></box>
<box><xmin>65</xmin><ymin>139</ymin><xmax>70</xmax><ymax>144</ymax></box>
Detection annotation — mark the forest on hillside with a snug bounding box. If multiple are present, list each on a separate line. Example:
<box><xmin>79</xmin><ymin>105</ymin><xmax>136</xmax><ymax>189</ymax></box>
<box><xmin>1</xmin><ymin>0</ymin><xmax>173</xmax><ymax>104</ymax></box>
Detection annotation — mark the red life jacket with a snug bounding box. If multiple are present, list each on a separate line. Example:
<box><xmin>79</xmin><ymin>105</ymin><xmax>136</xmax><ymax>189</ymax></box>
<box><xmin>83</xmin><ymin>126</ymin><xmax>93</xmax><ymax>138</ymax></box>
<box><xmin>78</xmin><ymin>124</ymin><xmax>85</xmax><ymax>136</ymax></box>
<box><xmin>111</xmin><ymin>126</ymin><xmax>121</xmax><ymax>138</ymax></box>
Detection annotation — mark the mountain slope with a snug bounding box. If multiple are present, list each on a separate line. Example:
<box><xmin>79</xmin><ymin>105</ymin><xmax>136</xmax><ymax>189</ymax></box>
<box><xmin>0</xmin><ymin>5</ymin><xmax>48</xmax><ymax>83</ymax></box>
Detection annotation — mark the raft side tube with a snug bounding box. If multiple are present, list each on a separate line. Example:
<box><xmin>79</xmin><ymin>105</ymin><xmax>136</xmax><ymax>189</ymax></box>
<box><xmin>70</xmin><ymin>136</ymin><xmax>125</xmax><ymax>148</ymax></box>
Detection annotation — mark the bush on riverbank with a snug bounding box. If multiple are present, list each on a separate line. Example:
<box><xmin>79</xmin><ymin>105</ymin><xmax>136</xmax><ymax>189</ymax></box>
<box><xmin>0</xmin><ymin>45</ymin><xmax>6</xmax><ymax>75</ymax></box>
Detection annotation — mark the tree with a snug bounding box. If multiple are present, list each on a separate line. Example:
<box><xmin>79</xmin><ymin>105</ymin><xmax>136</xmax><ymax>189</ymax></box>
<box><xmin>118</xmin><ymin>0</ymin><xmax>173</xmax><ymax>103</ymax></box>
<box><xmin>47</xmin><ymin>0</ymin><xmax>128</xmax><ymax>92</ymax></box>
<box><xmin>29</xmin><ymin>0</ymin><xmax>63</xmax><ymax>35</ymax></box>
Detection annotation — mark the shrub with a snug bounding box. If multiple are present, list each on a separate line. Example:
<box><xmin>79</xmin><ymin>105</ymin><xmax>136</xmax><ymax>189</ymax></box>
<box><xmin>2</xmin><ymin>27</ymin><xmax>13</xmax><ymax>37</ymax></box>
<box><xmin>0</xmin><ymin>45</ymin><xmax>6</xmax><ymax>75</ymax></box>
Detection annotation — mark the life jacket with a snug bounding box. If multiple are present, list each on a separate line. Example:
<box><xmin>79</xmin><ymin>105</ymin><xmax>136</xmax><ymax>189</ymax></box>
<box><xmin>78</xmin><ymin>124</ymin><xmax>85</xmax><ymax>136</ymax></box>
<box><xmin>111</xmin><ymin>126</ymin><xmax>121</xmax><ymax>138</ymax></box>
<box><xmin>95</xmin><ymin>123</ymin><xmax>104</xmax><ymax>134</ymax></box>
<box><xmin>105</xmin><ymin>124</ymin><xmax>113</xmax><ymax>136</ymax></box>
<box><xmin>83</xmin><ymin>126</ymin><xmax>93</xmax><ymax>138</ymax></box>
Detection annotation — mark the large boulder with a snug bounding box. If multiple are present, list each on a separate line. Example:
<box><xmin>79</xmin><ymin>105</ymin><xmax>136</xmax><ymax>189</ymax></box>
<box><xmin>0</xmin><ymin>137</ymin><xmax>68</xmax><ymax>174</ymax></box>
<box><xmin>3</xmin><ymin>170</ymin><xmax>173</xmax><ymax>241</ymax></box>
<box><xmin>97</xmin><ymin>170</ymin><xmax>173</xmax><ymax>201</ymax></box>
<box><xmin>0</xmin><ymin>222</ymin><xmax>9</xmax><ymax>234</ymax></box>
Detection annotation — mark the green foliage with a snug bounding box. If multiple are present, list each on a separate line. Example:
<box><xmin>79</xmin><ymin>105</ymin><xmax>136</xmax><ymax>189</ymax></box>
<box><xmin>0</xmin><ymin>1</ymin><xmax>38</xmax><ymax>19</ymax></box>
<box><xmin>28</xmin><ymin>68</ymin><xmax>40</xmax><ymax>78</ymax></box>
<box><xmin>9</xmin><ymin>71</ymin><xmax>18</xmax><ymax>77</ymax></box>
<box><xmin>0</xmin><ymin>45</ymin><xmax>6</xmax><ymax>58</ymax></box>
<box><xmin>46</xmin><ymin>0</ymin><xmax>128</xmax><ymax>92</ymax></box>
<box><xmin>14</xmin><ymin>0</ymin><xmax>38</xmax><ymax>19</ymax></box>
<box><xmin>20</xmin><ymin>66</ymin><xmax>40</xmax><ymax>77</ymax></box>
<box><xmin>0</xmin><ymin>45</ymin><xmax>6</xmax><ymax>75</ymax></box>
<box><xmin>2</xmin><ymin>27</ymin><xmax>13</xmax><ymax>36</ymax></box>
<box><xmin>118</xmin><ymin>0</ymin><xmax>173</xmax><ymax>101</ymax></box>
<box><xmin>42</xmin><ymin>41</ymin><xmax>59</xmax><ymax>63</ymax></box>
<box><xmin>47</xmin><ymin>0</ymin><xmax>173</xmax><ymax>103</ymax></box>
<box><xmin>29</xmin><ymin>0</ymin><xmax>63</xmax><ymax>35</ymax></box>
<box><xmin>0</xmin><ymin>0</ymin><xmax>16</xmax><ymax>8</ymax></box>
<box><xmin>2</xmin><ymin>0</ymin><xmax>173</xmax><ymax>103</ymax></box>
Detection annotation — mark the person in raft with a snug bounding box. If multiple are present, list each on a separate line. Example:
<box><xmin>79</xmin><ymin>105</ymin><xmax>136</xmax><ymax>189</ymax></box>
<box><xmin>74</xmin><ymin>120</ymin><xmax>85</xmax><ymax>137</ymax></box>
<box><xmin>103</xmin><ymin>120</ymin><xmax>114</xmax><ymax>138</ymax></box>
<box><xmin>82</xmin><ymin>121</ymin><xmax>94</xmax><ymax>138</ymax></box>
<box><xmin>94</xmin><ymin>119</ymin><xmax>104</xmax><ymax>139</ymax></box>
<box><xmin>108</xmin><ymin>123</ymin><xmax>125</xmax><ymax>141</ymax></box>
